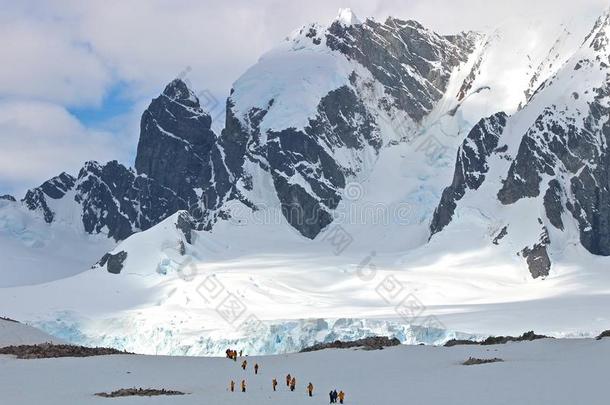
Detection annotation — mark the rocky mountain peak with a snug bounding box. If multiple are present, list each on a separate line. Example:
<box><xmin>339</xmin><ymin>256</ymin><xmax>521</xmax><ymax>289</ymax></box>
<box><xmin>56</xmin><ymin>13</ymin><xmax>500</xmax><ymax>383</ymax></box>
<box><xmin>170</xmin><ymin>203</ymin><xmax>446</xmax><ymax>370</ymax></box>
<box><xmin>22</xmin><ymin>172</ymin><xmax>76</xmax><ymax>223</ymax></box>
<box><xmin>135</xmin><ymin>77</ymin><xmax>221</xmax><ymax>203</ymax></box>
<box><xmin>584</xmin><ymin>9</ymin><xmax>610</xmax><ymax>52</ymax></box>
<box><xmin>334</xmin><ymin>8</ymin><xmax>361</xmax><ymax>27</ymax></box>
<box><xmin>0</xmin><ymin>194</ymin><xmax>16</xmax><ymax>202</ymax></box>
<box><xmin>162</xmin><ymin>78</ymin><xmax>203</xmax><ymax>109</ymax></box>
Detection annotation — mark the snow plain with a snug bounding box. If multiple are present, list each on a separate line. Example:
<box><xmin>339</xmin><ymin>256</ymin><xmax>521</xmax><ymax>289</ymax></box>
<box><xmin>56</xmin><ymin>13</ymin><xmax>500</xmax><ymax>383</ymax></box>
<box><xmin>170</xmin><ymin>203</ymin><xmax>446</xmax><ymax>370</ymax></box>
<box><xmin>1</xmin><ymin>336</ymin><xmax>609</xmax><ymax>405</ymax></box>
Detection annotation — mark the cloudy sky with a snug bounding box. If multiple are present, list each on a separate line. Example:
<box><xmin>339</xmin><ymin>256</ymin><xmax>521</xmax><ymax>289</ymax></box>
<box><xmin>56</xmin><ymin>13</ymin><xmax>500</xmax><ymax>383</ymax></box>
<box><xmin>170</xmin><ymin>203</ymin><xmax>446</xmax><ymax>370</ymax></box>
<box><xmin>0</xmin><ymin>0</ymin><xmax>607</xmax><ymax>197</ymax></box>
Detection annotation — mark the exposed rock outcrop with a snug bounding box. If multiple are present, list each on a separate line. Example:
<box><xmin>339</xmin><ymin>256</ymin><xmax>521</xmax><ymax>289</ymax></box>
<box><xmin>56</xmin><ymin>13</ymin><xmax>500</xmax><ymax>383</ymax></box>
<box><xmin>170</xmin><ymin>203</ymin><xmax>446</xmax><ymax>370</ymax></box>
<box><xmin>445</xmin><ymin>331</ymin><xmax>550</xmax><ymax>347</ymax></box>
<box><xmin>300</xmin><ymin>336</ymin><xmax>400</xmax><ymax>352</ymax></box>
<box><xmin>0</xmin><ymin>343</ymin><xmax>131</xmax><ymax>359</ymax></box>
<box><xmin>97</xmin><ymin>251</ymin><xmax>128</xmax><ymax>274</ymax></box>
<box><xmin>95</xmin><ymin>388</ymin><xmax>185</xmax><ymax>398</ymax></box>
<box><xmin>0</xmin><ymin>194</ymin><xmax>16</xmax><ymax>202</ymax></box>
<box><xmin>22</xmin><ymin>172</ymin><xmax>75</xmax><ymax>223</ymax></box>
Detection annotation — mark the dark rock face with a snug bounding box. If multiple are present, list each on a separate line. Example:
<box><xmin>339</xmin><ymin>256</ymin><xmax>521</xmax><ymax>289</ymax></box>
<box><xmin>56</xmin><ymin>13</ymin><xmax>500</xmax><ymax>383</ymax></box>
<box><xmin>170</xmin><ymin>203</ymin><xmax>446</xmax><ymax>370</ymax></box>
<box><xmin>498</xmin><ymin>83</ymin><xmax>610</xmax><ymax>256</ymax></box>
<box><xmin>135</xmin><ymin>79</ymin><xmax>230</xmax><ymax>212</ymax></box>
<box><xmin>430</xmin><ymin>112</ymin><xmax>508</xmax><ymax>235</ymax></box>
<box><xmin>326</xmin><ymin>18</ymin><xmax>477</xmax><ymax>121</ymax></box>
<box><xmin>521</xmin><ymin>241</ymin><xmax>552</xmax><ymax>279</ymax></box>
<box><xmin>300</xmin><ymin>336</ymin><xmax>400</xmax><ymax>352</ymax></box>
<box><xmin>480</xmin><ymin>331</ymin><xmax>550</xmax><ymax>345</ymax></box>
<box><xmin>76</xmin><ymin>161</ymin><xmax>186</xmax><ymax>241</ymax></box>
<box><xmin>97</xmin><ymin>250</ymin><xmax>128</xmax><ymax>274</ymax></box>
<box><xmin>22</xmin><ymin>172</ymin><xmax>76</xmax><ymax>223</ymax></box>
<box><xmin>175</xmin><ymin>211</ymin><xmax>194</xmax><ymax>244</ymax></box>
<box><xmin>566</xmin><ymin>89</ymin><xmax>610</xmax><ymax>255</ymax></box>
<box><xmin>543</xmin><ymin>179</ymin><xmax>565</xmax><ymax>230</ymax></box>
<box><xmin>0</xmin><ymin>343</ymin><xmax>131</xmax><ymax>359</ymax></box>
<box><xmin>445</xmin><ymin>331</ymin><xmax>550</xmax><ymax>347</ymax></box>
<box><xmin>492</xmin><ymin>226</ymin><xmax>508</xmax><ymax>245</ymax></box>
<box><xmin>267</xmin><ymin>86</ymin><xmax>380</xmax><ymax>237</ymax></box>
<box><xmin>0</xmin><ymin>194</ymin><xmax>16</xmax><ymax>202</ymax></box>
<box><xmin>20</xmin><ymin>80</ymin><xmax>224</xmax><ymax>242</ymax></box>
<box><xmin>497</xmin><ymin>109</ymin><xmax>562</xmax><ymax>205</ymax></box>
<box><xmin>222</xmin><ymin>85</ymin><xmax>382</xmax><ymax>238</ymax></box>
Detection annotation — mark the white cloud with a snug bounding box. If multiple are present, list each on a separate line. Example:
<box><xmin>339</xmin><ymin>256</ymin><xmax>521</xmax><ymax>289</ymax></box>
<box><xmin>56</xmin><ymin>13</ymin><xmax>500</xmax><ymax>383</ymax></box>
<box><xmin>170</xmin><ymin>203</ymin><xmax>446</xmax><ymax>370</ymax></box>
<box><xmin>0</xmin><ymin>0</ymin><xmax>608</xmax><ymax>196</ymax></box>
<box><xmin>0</xmin><ymin>101</ymin><xmax>128</xmax><ymax>197</ymax></box>
<box><xmin>2</xmin><ymin>0</ymin><xmax>607</xmax><ymax>106</ymax></box>
<box><xmin>0</xmin><ymin>17</ymin><xmax>110</xmax><ymax>107</ymax></box>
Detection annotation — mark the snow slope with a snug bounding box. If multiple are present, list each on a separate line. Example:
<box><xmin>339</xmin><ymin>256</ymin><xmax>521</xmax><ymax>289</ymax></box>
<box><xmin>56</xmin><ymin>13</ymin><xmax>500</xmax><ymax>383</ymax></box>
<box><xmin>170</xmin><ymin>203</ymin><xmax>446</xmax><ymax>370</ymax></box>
<box><xmin>1</xmin><ymin>338</ymin><xmax>609</xmax><ymax>404</ymax></box>
<box><xmin>0</xmin><ymin>199</ymin><xmax>113</xmax><ymax>287</ymax></box>
<box><xmin>1</xmin><ymin>209</ymin><xmax>609</xmax><ymax>355</ymax></box>
<box><xmin>0</xmin><ymin>319</ymin><xmax>62</xmax><ymax>346</ymax></box>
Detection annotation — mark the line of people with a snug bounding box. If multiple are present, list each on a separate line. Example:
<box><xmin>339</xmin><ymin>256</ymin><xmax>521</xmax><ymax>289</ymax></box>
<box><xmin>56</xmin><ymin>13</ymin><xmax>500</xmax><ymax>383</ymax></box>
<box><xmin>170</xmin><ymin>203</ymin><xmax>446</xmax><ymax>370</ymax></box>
<box><xmin>229</xmin><ymin>379</ymin><xmax>248</xmax><ymax>392</ymax></box>
<box><xmin>240</xmin><ymin>359</ymin><xmax>260</xmax><ymax>374</ymax></box>
<box><xmin>329</xmin><ymin>389</ymin><xmax>345</xmax><ymax>404</ymax></box>
<box><xmin>225</xmin><ymin>347</ymin><xmax>345</xmax><ymax>402</ymax></box>
<box><xmin>225</xmin><ymin>348</ymin><xmax>243</xmax><ymax>361</ymax></box>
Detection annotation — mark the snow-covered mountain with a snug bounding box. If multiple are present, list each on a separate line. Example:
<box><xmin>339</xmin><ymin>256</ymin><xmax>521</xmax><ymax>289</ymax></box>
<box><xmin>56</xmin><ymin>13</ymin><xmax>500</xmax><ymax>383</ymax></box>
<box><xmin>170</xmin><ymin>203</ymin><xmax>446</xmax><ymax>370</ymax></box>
<box><xmin>431</xmin><ymin>11</ymin><xmax>610</xmax><ymax>277</ymax></box>
<box><xmin>1</xmin><ymin>8</ymin><xmax>610</xmax><ymax>355</ymax></box>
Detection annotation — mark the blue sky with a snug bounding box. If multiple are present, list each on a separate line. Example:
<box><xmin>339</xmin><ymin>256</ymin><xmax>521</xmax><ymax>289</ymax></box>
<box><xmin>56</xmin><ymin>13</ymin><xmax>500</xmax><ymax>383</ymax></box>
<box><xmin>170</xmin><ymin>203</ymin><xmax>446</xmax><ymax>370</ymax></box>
<box><xmin>69</xmin><ymin>83</ymin><xmax>135</xmax><ymax>128</ymax></box>
<box><xmin>0</xmin><ymin>0</ymin><xmax>607</xmax><ymax>197</ymax></box>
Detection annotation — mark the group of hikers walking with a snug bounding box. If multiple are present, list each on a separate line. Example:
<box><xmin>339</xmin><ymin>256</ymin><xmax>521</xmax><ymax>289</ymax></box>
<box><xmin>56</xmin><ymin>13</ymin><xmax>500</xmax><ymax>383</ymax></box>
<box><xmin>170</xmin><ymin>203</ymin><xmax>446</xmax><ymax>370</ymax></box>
<box><xmin>240</xmin><ymin>359</ymin><xmax>259</xmax><ymax>374</ymax></box>
<box><xmin>329</xmin><ymin>389</ymin><xmax>346</xmax><ymax>404</ymax></box>
<box><xmin>225</xmin><ymin>348</ymin><xmax>242</xmax><ymax>361</ymax></box>
<box><xmin>225</xmin><ymin>347</ymin><xmax>344</xmax><ymax>401</ymax></box>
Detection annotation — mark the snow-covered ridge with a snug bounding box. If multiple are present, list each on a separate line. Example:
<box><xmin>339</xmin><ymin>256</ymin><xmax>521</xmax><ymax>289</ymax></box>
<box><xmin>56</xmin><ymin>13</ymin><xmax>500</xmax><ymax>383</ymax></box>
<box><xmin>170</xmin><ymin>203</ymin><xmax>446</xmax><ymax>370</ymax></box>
<box><xmin>431</xmin><ymin>7</ymin><xmax>610</xmax><ymax>277</ymax></box>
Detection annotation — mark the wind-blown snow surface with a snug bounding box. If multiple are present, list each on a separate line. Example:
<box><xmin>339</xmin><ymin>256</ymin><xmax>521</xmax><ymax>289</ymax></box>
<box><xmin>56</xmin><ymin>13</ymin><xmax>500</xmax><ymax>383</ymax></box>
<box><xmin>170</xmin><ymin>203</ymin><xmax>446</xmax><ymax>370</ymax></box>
<box><xmin>2</xmin><ymin>338</ymin><xmax>610</xmax><ymax>404</ymax></box>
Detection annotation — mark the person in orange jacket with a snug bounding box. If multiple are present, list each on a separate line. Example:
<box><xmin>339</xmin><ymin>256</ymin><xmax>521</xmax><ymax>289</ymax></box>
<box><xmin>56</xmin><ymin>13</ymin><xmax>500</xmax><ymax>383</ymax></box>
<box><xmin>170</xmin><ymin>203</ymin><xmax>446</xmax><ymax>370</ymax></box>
<box><xmin>307</xmin><ymin>382</ymin><xmax>314</xmax><ymax>397</ymax></box>
<box><xmin>272</xmin><ymin>378</ymin><xmax>278</xmax><ymax>391</ymax></box>
<box><xmin>338</xmin><ymin>390</ymin><xmax>345</xmax><ymax>404</ymax></box>
<box><xmin>254</xmin><ymin>363</ymin><xmax>259</xmax><ymax>375</ymax></box>
<box><xmin>290</xmin><ymin>376</ymin><xmax>296</xmax><ymax>392</ymax></box>
<box><xmin>286</xmin><ymin>373</ymin><xmax>291</xmax><ymax>387</ymax></box>
<box><xmin>241</xmin><ymin>379</ymin><xmax>246</xmax><ymax>393</ymax></box>
<box><xmin>242</xmin><ymin>360</ymin><xmax>247</xmax><ymax>370</ymax></box>
<box><xmin>230</xmin><ymin>380</ymin><xmax>235</xmax><ymax>392</ymax></box>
